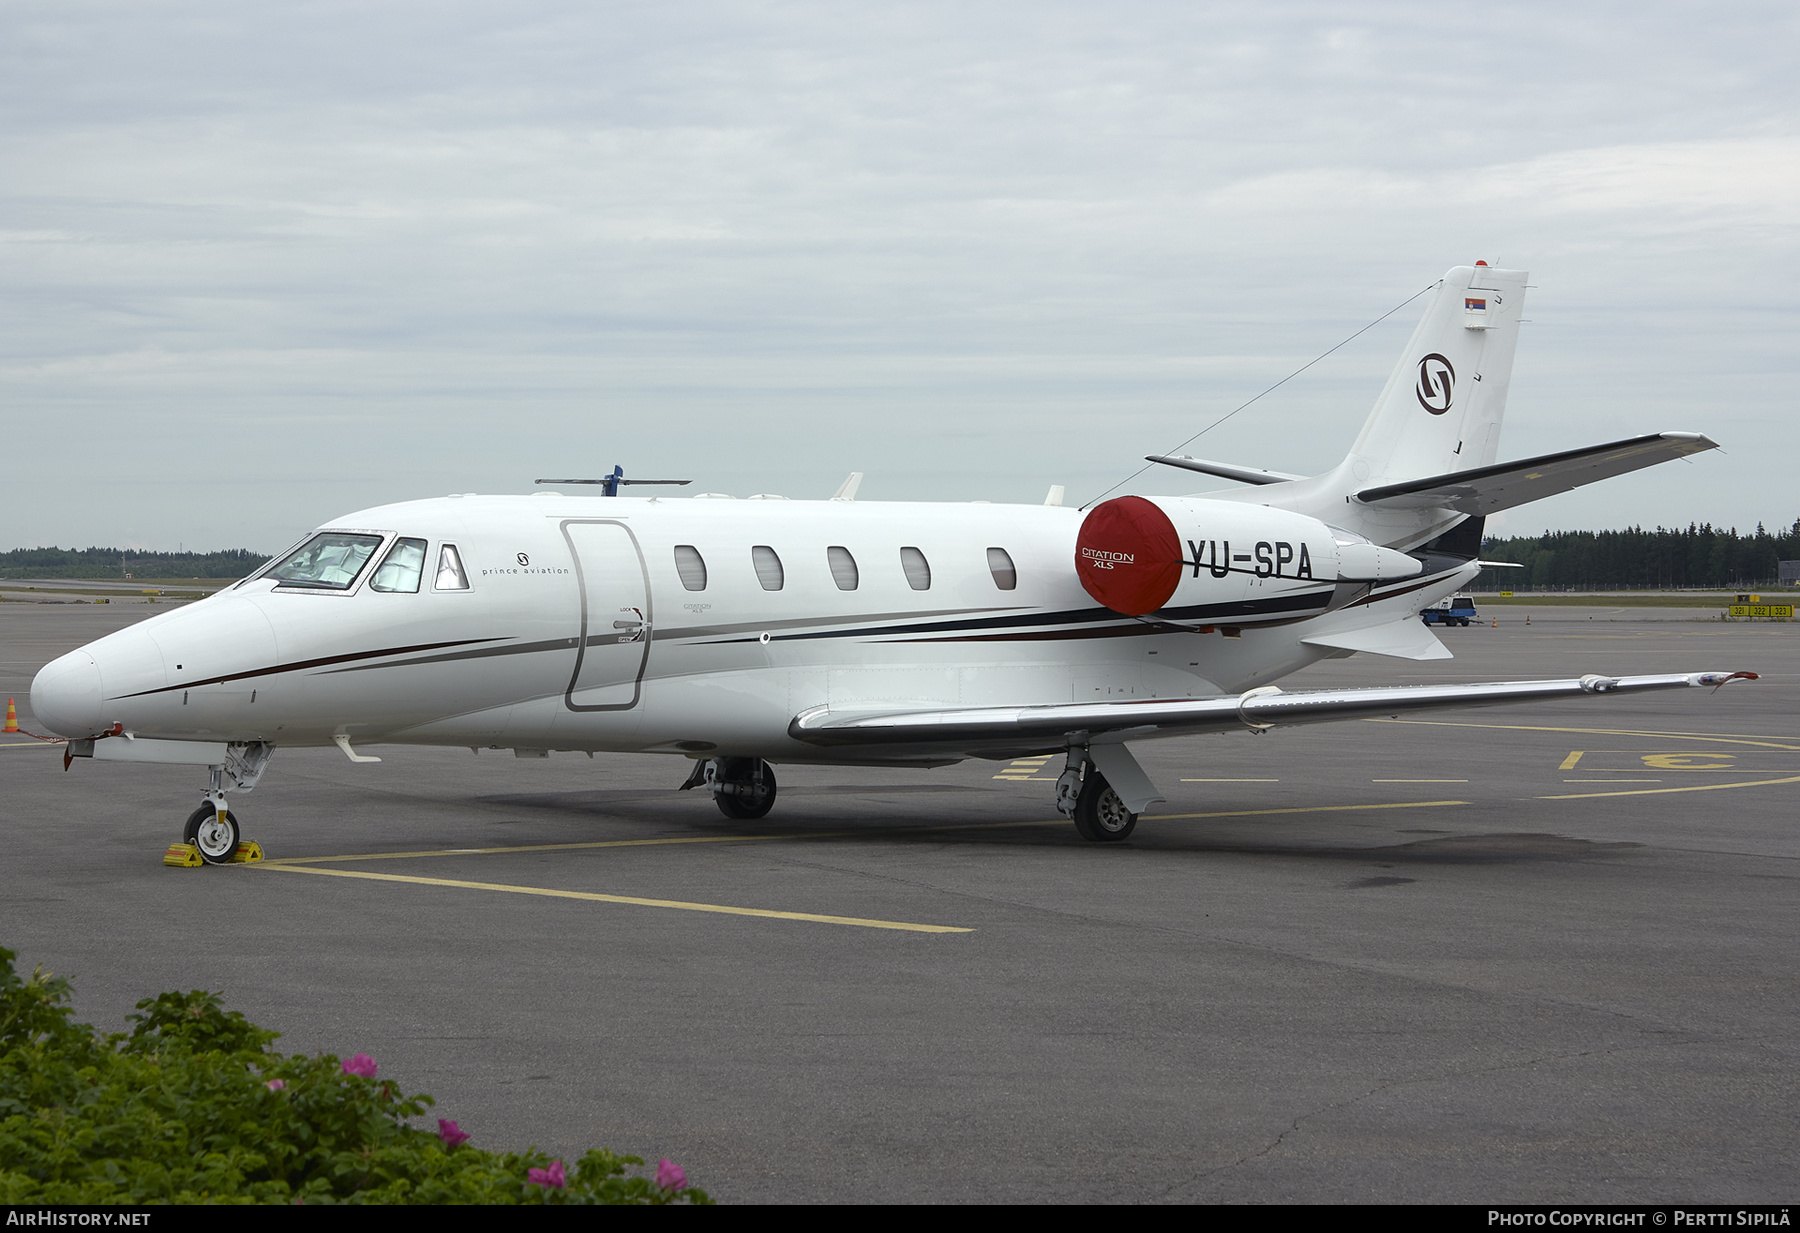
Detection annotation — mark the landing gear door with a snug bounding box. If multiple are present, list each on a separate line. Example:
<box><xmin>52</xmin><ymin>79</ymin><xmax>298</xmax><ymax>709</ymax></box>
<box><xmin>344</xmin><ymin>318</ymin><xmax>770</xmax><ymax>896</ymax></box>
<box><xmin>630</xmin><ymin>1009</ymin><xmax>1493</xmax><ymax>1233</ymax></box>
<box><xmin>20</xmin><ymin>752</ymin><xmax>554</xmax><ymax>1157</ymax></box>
<box><xmin>562</xmin><ymin>520</ymin><xmax>652</xmax><ymax>712</ymax></box>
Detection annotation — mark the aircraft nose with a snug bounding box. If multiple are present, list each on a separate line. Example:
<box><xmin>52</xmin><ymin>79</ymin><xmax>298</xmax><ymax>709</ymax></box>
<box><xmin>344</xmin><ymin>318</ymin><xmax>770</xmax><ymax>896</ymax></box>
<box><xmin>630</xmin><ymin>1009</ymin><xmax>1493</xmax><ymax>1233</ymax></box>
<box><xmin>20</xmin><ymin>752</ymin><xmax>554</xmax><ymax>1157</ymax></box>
<box><xmin>30</xmin><ymin>651</ymin><xmax>105</xmax><ymax>738</ymax></box>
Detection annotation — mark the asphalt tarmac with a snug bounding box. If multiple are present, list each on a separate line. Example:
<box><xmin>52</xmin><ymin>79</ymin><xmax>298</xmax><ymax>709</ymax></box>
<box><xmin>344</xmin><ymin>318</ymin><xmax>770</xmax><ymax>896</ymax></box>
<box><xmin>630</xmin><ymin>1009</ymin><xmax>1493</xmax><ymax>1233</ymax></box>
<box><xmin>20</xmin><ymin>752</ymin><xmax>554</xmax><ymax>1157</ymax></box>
<box><xmin>2</xmin><ymin>601</ymin><xmax>1795</xmax><ymax>1203</ymax></box>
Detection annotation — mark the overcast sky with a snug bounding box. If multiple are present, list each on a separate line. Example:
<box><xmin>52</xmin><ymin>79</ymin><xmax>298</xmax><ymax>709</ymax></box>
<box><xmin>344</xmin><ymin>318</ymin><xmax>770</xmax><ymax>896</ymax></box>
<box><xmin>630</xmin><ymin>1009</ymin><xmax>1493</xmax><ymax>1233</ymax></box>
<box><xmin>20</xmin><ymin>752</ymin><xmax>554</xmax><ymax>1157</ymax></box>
<box><xmin>4</xmin><ymin>1</ymin><xmax>1796</xmax><ymax>552</ymax></box>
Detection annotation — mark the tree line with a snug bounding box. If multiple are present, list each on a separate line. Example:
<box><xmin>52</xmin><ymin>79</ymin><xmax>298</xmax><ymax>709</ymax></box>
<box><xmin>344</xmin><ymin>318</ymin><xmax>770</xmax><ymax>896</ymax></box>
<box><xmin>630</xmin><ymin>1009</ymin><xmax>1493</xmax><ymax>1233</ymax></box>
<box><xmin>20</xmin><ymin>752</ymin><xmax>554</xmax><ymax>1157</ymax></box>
<box><xmin>6</xmin><ymin>521</ymin><xmax>1799</xmax><ymax>589</ymax></box>
<box><xmin>1475</xmin><ymin>521</ymin><xmax>1800</xmax><ymax>591</ymax></box>
<box><xmin>0</xmin><ymin>547</ymin><xmax>272</xmax><ymax>580</ymax></box>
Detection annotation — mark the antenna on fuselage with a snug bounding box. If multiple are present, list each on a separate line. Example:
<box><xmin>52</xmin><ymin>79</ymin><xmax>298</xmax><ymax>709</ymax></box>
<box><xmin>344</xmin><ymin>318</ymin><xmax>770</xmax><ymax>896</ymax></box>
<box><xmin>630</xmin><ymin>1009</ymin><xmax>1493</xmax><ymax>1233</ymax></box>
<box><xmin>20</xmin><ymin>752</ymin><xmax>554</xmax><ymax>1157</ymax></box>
<box><xmin>534</xmin><ymin>465</ymin><xmax>693</xmax><ymax>497</ymax></box>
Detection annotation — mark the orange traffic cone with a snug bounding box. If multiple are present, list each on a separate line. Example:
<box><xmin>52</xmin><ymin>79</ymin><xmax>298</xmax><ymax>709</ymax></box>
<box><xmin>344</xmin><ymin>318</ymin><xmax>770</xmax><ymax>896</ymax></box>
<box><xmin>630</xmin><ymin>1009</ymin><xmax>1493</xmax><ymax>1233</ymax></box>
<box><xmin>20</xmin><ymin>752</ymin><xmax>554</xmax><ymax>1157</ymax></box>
<box><xmin>3</xmin><ymin>699</ymin><xmax>16</xmax><ymax>733</ymax></box>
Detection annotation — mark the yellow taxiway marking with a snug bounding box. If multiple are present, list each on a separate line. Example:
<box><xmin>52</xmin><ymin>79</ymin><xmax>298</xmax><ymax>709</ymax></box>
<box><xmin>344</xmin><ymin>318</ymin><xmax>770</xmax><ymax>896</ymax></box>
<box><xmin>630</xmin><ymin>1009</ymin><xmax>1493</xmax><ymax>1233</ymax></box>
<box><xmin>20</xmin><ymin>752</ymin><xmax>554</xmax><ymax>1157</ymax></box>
<box><xmin>0</xmin><ymin>740</ymin><xmax>63</xmax><ymax>748</ymax></box>
<box><xmin>265</xmin><ymin>833</ymin><xmax>791</xmax><ymax>865</ymax></box>
<box><xmin>262</xmin><ymin>800</ymin><xmax>1475</xmax><ymax>869</ymax></box>
<box><xmin>993</xmin><ymin>755</ymin><xmax>1054</xmax><ymax>781</ymax></box>
<box><xmin>1370</xmin><ymin>718</ymin><xmax>1800</xmax><ymax>752</ymax></box>
<box><xmin>1148</xmin><ymin>799</ymin><xmax>1466</xmax><ymax>821</ymax></box>
<box><xmin>259</xmin><ymin>864</ymin><xmax>972</xmax><ymax>933</ymax></box>
<box><xmin>1563</xmin><ymin>748</ymin><xmax>1764</xmax><ymax>754</ymax></box>
<box><xmin>1556</xmin><ymin>752</ymin><xmax>1796</xmax><ymax>773</ymax></box>
<box><xmin>1539</xmin><ymin>774</ymin><xmax>1800</xmax><ymax>801</ymax></box>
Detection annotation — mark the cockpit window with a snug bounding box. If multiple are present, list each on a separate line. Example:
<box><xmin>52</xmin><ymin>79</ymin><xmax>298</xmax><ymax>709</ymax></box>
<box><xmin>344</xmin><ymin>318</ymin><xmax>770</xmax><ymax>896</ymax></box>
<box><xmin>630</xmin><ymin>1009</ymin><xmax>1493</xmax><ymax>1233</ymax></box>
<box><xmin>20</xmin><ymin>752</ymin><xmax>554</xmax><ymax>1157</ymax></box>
<box><xmin>268</xmin><ymin>533</ymin><xmax>384</xmax><ymax>590</ymax></box>
<box><xmin>435</xmin><ymin>543</ymin><xmax>470</xmax><ymax>591</ymax></box>
<box><xmin>369</xmin><ymin>538</ymin><xmax>427</xmax><ymax>593</ymax></box>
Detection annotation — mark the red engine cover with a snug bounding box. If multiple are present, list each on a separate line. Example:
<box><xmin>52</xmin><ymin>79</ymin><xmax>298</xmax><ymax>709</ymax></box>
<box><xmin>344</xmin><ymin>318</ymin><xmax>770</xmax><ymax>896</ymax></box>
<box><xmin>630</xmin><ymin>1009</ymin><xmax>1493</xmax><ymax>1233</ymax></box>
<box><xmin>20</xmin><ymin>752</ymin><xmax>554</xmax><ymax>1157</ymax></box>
<box><xmin>1075</xmin><ymin>496</ymin><xmax>1184</xmax><ymax>616</ymax></box>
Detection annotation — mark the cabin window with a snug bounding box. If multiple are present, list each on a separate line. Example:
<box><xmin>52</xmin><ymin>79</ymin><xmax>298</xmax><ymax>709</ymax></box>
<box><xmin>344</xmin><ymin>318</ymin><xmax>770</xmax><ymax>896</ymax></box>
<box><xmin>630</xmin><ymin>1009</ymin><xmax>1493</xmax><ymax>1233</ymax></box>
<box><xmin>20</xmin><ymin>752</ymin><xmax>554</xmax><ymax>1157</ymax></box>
<box><xmin>752</xmin><ymin>545</ymin><xmax>785</xmax><ymax>591</ymax></box>
<box><xmin>900</xmin><ymin>546</ymin><xmax>931</xmax><ymax>591</ymax></box>
<box><xmin>268</xmin><ymin>532</ymin><xmax>384</xmax><ymax>590</ymax></box>
<box><xmin>827</xmin><ymin>546</ymin><xmax>859</xmax><ymax>591</ymax></box>
<box><xmin>986</xmin><ymin>547</ymin><xmax>1017</xmax><ymax>590</ymax></box>
<box><xmin>369</xmin><ymin>537</ymin><xmax>427</xmax><ymax>593</ymax></box>
<box><xmin>673</xmin><ymin>545</ymin><xmax>708</xmax><ymax>591</ymax></box>
<box><xmin>435</xmin><ymin>544</ymin><xmax>470</xmax><ymax>591</ymax></box>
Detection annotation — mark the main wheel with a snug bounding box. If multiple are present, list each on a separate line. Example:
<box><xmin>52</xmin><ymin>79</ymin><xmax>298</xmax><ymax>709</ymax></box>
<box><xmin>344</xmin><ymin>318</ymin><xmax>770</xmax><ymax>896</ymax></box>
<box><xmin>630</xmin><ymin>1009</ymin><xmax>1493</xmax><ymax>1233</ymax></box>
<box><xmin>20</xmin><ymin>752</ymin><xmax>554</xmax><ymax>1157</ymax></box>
<box><xmin>1071</xmin><ymin>773</ymin><xmax>1137</xmax><ymax>842</ymax></box>
<box><xmin>182</xmin><ymin>804</ymin><xmax>240</xmax><ymax>865</ymax></box>
<box><xmin>715</xmin><ymin>761</ymin><xmax>777</xmax><ymax>820</ymax></box>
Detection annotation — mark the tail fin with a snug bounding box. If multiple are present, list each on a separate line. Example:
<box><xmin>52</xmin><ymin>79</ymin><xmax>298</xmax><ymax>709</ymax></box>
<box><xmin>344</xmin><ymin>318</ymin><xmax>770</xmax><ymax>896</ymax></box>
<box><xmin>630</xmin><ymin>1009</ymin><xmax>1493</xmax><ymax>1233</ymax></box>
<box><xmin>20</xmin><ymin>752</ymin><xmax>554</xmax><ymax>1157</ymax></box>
<box><xmin>1347</xmin><ymin>263</ymin><xmax>1528</xmax><ymax>486</ymax></box>
<box><xmin>1186</xmin><ymin>262</ymin><xmax>1715</xmax><ymax>549</ymax></box>
<box><xmin>1202</xmin><ymin>263</ymin><xmax>1528</xmax><ymax>547</ymax></box>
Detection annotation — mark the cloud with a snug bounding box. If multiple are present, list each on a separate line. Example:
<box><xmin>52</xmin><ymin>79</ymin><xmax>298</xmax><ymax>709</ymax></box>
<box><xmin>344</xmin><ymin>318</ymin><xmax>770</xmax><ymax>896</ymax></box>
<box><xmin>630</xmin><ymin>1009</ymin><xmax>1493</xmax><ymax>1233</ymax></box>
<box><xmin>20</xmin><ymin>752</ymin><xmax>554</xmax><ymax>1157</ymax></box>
<box><xmin>1</xmin><ymin>3</ymin><xmax>1796</xmax><ymax>548</ymax></box>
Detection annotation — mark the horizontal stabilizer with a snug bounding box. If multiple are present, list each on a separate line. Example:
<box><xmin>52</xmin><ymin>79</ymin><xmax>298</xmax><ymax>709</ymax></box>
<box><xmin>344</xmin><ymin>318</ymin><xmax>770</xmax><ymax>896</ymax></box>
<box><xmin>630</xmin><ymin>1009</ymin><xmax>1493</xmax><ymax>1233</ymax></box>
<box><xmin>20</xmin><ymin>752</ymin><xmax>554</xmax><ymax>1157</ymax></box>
<box><xmin>1146</xmin><ymin>455</ymin><xmax>1306</xmax><ymax>486</ymax></box>
<box><xmin>1356</xmin><ymin>433</ymin><xmax>1717</xmax><ymax>515</ymax></box>
<box><xmin>1301</xmin><ymin>620</ymin><xmax>1451</xmax><ymax>661</ymax></box>
<box><xmin>790</xmin><ymin>671</ymin><xmax>1753</xmax><ymax>754</ymax></box>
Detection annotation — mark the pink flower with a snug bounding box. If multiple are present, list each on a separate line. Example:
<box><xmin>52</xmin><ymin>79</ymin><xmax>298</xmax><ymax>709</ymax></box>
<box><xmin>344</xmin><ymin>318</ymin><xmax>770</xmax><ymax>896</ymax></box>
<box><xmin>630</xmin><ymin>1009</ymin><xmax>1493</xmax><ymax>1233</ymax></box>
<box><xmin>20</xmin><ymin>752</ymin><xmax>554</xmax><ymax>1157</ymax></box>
<box><xmin>655</xmin><ymin>1159</ymin><xmax>687</xmax><ymax>1191</ymax></box>
<box><xmin>437</xmin><ymin>1119</ymin><xmax>470</xmax><ymax>1147</ymax></box>
<box><xmin>527</xmin><ymin>1159</ymin><xmax>567</xmax><ymax>1189</ymax></box>
<box><xmin>341</xmin><ymin>1053</ymin><xmax>377</xmax><ymax>1078</ymax></box>
<box><xmin>265</xmin><ymin>1079</ymin><xmax>286</xmax><ymax>1092</ymax></box>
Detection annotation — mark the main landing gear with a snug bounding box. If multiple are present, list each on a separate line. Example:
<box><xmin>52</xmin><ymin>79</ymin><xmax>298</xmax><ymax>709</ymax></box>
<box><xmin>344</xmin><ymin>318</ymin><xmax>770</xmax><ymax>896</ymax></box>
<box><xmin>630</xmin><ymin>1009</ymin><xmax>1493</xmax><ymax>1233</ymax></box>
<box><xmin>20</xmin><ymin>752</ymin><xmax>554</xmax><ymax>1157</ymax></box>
<box><xmin>1055</xmin><ymin>750</ymin><xmax>1138</xmax><ymax>842</ymax></box>
<box><xmin>680</xmin><ymin>756</ymin><xmax>779</xmax><ymax>820</ymax></box>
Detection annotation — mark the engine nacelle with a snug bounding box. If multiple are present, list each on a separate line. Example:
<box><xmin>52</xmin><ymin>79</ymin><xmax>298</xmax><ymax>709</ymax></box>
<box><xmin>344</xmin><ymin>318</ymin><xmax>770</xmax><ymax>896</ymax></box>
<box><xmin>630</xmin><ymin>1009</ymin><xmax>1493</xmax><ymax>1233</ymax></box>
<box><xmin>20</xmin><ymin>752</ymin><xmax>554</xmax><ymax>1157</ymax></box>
<box><xmin>1074</xmin><ymin>495</ymin><xmax>1421</xmax><ymax>621</ymax></box>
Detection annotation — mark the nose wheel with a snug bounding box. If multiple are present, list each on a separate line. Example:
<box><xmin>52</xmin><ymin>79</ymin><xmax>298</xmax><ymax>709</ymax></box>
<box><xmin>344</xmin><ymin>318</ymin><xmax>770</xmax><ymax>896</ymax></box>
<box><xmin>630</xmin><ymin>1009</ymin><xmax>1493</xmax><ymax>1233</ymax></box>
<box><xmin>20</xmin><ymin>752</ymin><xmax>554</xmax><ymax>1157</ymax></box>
<box><xmin>182</xmin><ymin>803</ymin><xmax>241</xmax><ymax>864</ymax></box>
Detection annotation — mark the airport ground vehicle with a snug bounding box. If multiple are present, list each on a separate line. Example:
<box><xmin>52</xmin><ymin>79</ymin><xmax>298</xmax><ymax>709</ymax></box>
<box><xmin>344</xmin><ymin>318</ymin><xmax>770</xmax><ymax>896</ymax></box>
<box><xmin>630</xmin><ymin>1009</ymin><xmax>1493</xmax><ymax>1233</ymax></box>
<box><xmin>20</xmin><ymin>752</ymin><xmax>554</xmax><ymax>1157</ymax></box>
<box><xmin>1421</xmin><ymin>594</ymin><xmax>1479</xmax><ymax>626</ymax></box>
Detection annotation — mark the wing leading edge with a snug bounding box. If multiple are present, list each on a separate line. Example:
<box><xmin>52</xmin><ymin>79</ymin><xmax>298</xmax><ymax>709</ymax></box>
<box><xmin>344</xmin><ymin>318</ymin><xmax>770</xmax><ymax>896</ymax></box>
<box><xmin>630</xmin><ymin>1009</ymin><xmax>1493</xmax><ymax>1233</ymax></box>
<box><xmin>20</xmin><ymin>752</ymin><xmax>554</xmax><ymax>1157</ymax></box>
<box><xmin>789</xmin><ymin>671</ymin><xmax>1755</xmax><ymax>756</ymax></box>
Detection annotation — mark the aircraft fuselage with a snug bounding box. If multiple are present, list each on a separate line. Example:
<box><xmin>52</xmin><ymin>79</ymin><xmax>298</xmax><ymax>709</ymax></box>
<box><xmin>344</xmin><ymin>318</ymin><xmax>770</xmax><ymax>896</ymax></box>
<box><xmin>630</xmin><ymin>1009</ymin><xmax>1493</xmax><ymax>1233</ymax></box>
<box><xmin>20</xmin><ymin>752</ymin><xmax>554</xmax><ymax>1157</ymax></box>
<box><xmin>32</xmin><ymin>493</ymin><xmax>1466</xmax><ymax>765</ymax></box>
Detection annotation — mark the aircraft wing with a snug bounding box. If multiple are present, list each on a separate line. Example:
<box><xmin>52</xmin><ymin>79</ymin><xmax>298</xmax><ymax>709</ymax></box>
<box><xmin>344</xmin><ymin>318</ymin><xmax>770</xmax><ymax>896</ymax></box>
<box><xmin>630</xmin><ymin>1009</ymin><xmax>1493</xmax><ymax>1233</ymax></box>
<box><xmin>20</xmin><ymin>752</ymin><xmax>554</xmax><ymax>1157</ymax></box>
<box><xmin>1355</xmin><ymin>432</ymin><xmax>1717</xmax><ymax>515</ymax></box>
<box><xmin>789</xmin><ymin>671</ymin><xmax>1753</xmax><ymax>755</ymax></box>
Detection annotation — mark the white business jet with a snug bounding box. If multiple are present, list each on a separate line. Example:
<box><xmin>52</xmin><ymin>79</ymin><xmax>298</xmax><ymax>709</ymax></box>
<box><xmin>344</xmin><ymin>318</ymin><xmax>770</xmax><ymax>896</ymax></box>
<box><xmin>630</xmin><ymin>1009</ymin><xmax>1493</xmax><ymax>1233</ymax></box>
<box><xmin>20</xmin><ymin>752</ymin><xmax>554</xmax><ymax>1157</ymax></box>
<box><xmin>32</xmin><ymin>263</ymin><xmax>1750</xmax><ymax>861</ymax></box>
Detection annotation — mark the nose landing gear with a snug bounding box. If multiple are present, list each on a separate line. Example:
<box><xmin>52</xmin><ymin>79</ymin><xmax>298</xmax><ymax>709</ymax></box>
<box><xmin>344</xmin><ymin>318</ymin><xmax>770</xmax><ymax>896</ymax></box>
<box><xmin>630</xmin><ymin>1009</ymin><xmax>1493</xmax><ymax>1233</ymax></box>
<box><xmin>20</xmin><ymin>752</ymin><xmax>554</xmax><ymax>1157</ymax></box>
<box><xmin>166</xmin><ymin>757</ymin><xmax>268</xmax><ymax>866</ymax></box>
<box><xmin>182</xmin><ymin>799</ymin><xmax>241</xmax><ymax>864</ymax></box>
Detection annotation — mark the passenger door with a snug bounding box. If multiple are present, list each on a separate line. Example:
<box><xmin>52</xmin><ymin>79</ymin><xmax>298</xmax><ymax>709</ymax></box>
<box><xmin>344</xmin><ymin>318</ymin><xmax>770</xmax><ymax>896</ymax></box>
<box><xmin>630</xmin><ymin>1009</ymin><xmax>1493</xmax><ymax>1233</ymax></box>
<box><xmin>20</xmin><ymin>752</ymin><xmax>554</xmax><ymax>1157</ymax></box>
<box><xmin>561</xmin><ymin>520</ymin><xmax>653</xmax><ymax>711</ymax></box>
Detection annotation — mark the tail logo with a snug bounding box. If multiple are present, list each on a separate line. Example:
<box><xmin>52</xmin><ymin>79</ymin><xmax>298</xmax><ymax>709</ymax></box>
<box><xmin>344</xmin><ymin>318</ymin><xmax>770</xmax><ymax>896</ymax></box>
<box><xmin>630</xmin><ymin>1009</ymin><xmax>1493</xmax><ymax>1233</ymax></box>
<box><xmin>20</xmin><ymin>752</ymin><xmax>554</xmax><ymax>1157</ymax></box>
<box><xmin>1415</xmin><ymin>353</ymin><xmax>1455</xmax><ymax>414</ymax></box>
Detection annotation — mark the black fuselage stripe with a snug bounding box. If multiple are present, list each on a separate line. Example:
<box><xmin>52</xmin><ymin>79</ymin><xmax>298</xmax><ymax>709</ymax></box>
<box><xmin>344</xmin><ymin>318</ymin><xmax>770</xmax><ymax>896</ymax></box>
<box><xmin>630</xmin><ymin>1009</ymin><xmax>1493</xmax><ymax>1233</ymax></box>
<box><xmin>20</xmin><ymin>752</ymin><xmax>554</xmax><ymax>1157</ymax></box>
<box><xmin>122</xmin><ymin>572</ymin><xmax>1457</xmax><ymax>694</ymax></box>
<box><xmin>113</xmin><ymin>637</ymin><xmax>507</xmax><ymax>698</ymax></box>
<box><xmin>319</xmin><ymin>636</ymin><xmax>580</xmax><ymax>674</ymax></box>
<box><xmin>745</xmin><ymin>590</ymin><xmax>1334</xmax><ymax>642</ymax></box>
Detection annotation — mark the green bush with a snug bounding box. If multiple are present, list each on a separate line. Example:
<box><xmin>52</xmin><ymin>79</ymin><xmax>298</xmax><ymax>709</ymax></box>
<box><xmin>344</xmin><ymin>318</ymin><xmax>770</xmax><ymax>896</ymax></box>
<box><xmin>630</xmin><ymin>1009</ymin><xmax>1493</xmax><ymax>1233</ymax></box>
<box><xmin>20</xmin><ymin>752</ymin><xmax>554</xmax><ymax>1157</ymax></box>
<box><xmin>0</xmin><ymin>949</ymin><xmax>710</xmax><ymax>1204</ymax></box>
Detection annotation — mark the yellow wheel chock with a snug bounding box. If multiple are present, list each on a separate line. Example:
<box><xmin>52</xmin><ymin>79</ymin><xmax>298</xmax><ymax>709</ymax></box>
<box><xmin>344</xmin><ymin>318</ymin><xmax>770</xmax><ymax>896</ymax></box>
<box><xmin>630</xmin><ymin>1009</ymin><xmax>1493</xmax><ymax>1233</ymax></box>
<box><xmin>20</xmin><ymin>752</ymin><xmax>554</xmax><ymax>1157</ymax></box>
<box><xmin>163</xmin><ymin>840</ymin><xmax>263</xmax><ymax>867</ymax></box>
<box><xmin>163</xmin><ymin>843</ymin><xmax>204</xmax><ymax>868</ymax></box>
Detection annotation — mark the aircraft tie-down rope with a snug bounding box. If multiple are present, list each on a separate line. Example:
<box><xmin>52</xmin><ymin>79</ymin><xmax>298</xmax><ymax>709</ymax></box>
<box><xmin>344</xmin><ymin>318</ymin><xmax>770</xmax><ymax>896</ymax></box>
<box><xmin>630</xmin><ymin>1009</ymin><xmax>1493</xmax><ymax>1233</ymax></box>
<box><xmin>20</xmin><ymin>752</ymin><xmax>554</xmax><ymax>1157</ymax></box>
<box><xmin>1081</xmin><ymin>281</ymin><xmax>1438</xmax><ymax>511</ymax></box>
